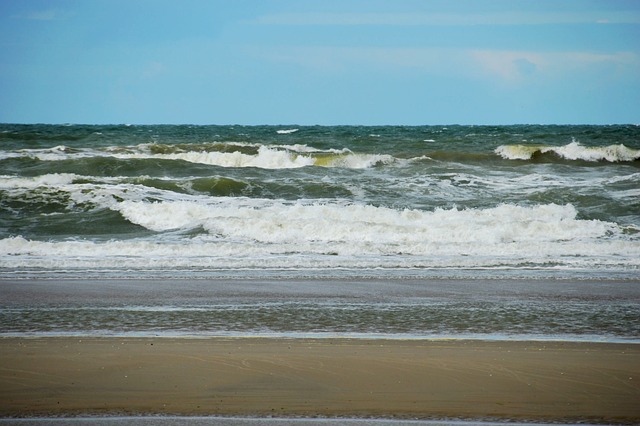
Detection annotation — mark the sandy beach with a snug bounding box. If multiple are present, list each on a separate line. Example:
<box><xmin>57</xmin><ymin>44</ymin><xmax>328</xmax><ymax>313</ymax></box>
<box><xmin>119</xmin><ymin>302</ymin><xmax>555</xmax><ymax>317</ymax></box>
<box><xmin>0</xmin><ymin>337</ymin><xmax>638</xmax><ymax>423</ymax></box>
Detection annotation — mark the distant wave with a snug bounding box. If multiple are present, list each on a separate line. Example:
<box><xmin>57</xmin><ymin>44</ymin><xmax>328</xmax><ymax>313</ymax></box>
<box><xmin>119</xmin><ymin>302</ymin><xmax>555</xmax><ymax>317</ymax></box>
<box><xmin>125</xmin><ymin>143</ymin><xmax>395</xmax><ymax>169</ymax></box>
<box><xmin>276</xmin><ymin>128</ymin><xmax>299</xmax><ymax>134</ymax></box>
<box><xmin>495</xmin><ymin>141</ymin><xmax>640</xmax><ymax>162</ymax></box>
<box><xmin>1</xmin><ymin>142</ymin><xmax>396</xmax><ymax>170</ymax></box>
<box><xmin>5</xmin><ymin>140</ymin><xmax>640</xmax><ymax>170</ymax></box>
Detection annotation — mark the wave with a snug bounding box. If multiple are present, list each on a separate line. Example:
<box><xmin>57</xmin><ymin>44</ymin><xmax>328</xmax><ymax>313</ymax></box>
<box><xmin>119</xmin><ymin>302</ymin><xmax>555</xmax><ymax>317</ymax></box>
<box><xmin>121</xmin><ymin>144</ymin><xmax>396</xmax><ymax>169</ymax></box>
<box><xmin>496</xmin><ymin>141</ymin><xmax>640</xmax><ymax>162</ymax></box>
<box><xmin>0</xmin><ymin>172</ymin><xmax>79</xmax><ymax>188</ymax></box>
<box><xmin>0</xmin><ymin>145</ymin><xmax>87</xmax><ymax>162</ymax></box>
<box><xmin>0</xmin><ymin>142</ymin><xmax>396</xmax><ymax>169</ymax></box>
<box><xmin>113</xmin><ymin>200</ymin><xmax>618</xmax><ymax>243</ymax></box>
<box><xmin>7</xmin><ymin>174</ymin><xmax>608</xmax><ymax>243</ymax></box>
<box><xmin>5</xmin><ymin>139</ymin><xmax>638</xmax><ymax>170</ymax></box>
<box><xmin>2</xmin><ymin>196</ymin><xmax>638</xmax><ymax>272</ymax></box>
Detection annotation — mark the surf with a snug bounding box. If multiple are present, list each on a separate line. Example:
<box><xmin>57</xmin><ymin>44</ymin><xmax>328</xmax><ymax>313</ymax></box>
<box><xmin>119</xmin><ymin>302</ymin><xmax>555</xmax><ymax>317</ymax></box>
<box><xmin>495</xmin><ymin>140</ymin><xmax>640</xmax><ymax>162</ymax></box>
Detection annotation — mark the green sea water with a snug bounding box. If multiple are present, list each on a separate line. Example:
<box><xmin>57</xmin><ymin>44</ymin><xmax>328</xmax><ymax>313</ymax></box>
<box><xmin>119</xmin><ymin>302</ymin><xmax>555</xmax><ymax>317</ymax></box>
<box><xmin>1</xmin><ymin>124</ymin><xmax>639</xmax><ymax>279</ymax></box>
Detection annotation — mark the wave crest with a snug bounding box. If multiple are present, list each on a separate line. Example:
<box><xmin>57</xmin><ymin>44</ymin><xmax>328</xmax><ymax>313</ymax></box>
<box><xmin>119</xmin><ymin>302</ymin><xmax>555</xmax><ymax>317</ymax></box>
<box><xmin>2</xmin><ymin>141</ymin><xmax>395</xmax><ymax>170</ymax></box>
<box><xmin>3</xmin><ymin>202</ymin><xmax>637</xmax><ymax>273</ymax></box>
<box><xmin>137</xmin><ymin>145</ymin><xmax>394</xmax><ymax>169</ymax></box>
<box><xmin>495</xmin><ymin>141</ymin><xmax>640</xmax><ymax>162</ymax></box>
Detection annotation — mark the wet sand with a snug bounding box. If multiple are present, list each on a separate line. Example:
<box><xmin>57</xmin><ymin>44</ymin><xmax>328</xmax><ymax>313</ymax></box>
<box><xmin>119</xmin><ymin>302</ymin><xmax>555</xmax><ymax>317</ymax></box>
<box><xmin>1</xmin><ymin>337</ymin><xmax>639</xmax><ymax>423</ymax></box>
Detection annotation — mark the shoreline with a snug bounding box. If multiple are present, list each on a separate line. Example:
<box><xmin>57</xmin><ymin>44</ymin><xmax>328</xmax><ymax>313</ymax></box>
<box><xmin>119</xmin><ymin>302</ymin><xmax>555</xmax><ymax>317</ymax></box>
<box><xmin>2</xmin><ymin>278</ymin><xmax>639</xmax><ymax>345</ymax></box>
<box><xmin>1</xmin><ymin>337</ymin><xmax>639</xmax><ymax>424</ymax></box>
<box><xmin>2</xmin><ymin>333</ymin><xmax>640</xmax><ymax>344</ymax></box>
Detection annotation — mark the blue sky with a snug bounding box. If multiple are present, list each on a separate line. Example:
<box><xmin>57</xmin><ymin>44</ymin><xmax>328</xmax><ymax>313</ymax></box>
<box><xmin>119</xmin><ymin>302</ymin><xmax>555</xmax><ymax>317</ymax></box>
<box><xmin>1</xmin><ymin>0</ymin><xmax>639</xmax><ymax>125</ymax></box>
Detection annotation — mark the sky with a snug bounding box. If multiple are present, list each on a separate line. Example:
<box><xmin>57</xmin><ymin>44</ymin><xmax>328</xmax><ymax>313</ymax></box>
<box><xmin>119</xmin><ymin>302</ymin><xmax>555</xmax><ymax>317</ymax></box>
<box><xmin>1</xmin><ymin>0</ymin><xmax>639</xmax><ymax>125</ymax></box>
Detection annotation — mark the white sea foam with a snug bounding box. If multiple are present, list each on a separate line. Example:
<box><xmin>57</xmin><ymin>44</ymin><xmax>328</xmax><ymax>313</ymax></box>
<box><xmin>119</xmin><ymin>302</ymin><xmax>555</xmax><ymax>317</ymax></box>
<box><xmin>148</xmin><ymin>145</ymin><xmax>317</xmax><ymax>169</ymax></box>
<box><xmin>1</xmin><ymin>141</ymin><xmax>395</xmax><ymax>169</ymax></box>
<box><xmin>276</xmin><ymin>128</ymin><xmax>299</xmax><ymax>134</ymax></box>
<box><xmin>321</xmin><ymin>153</ymin><xmax>396</xmax><ymax>168</ymax></box>
<box><xmin>273</xmin><ymin>143</ymin><xmax>328</xmax><ymax>153</ymax></box>
<box><xmin>0</xmin><ymin>174</ymin><xmax>627</xmax><ymax>248</ymax></box>
<box><xmin>114</xmin><ymin>145</ymin><xmax>392</xmax><ymax>169</ymax></box>
<box><xmin>496</xmin><ymin>141</ymin><xmax>640</xmax><ymax>162</ymax></box>
<box><xmin>0</xmin><ymin>173</ymin><xmax>86</xmax><ymax>192</ymax></box>
<box><xmin>553</xmin><ymin>142</ymin><xmax>640</xmax><ymax>162</ymax></box>
<box><xmin>2</xmin><ymin>197</ymin><xmax>637</xmax><ymax>273</ymax></box>
<box><xmin>95</xmin><ymin>144</ymin><xmax>317</xmax><ymax>169</ymax></box>
<box><xmin>1</xmin><ymin>145</ymin><xmax>77</xmax><ymax>161</ymax></box>
<box><xmin>0</xmin><ymin>152</ymin><xmax>21</xmax><ymax>160</ymax></box>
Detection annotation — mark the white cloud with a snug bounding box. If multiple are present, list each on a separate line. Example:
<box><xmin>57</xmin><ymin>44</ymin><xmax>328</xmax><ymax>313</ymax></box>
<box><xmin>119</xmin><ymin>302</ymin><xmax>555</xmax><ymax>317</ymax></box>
<box><xmin>514</xmin><ymin>58</ymin><xmax>537</xmax><ymax>76</ymax></box>
<box><xmin>254</xmin><ymin>11</ymin><xmax>640</xmax><ymax>26</ymax></box>
<box><xmin>255</xmin><ymin>12</ymin><xmax>468</xmax><ymax>26</ymax></box>
<box><xmin>470</xmin><ymin>50</ymin><xmax>640</xmax><ymax>83</ymax></box>
<box><xmin>255</xmin><ymin>44</ymin><xmax>640</xmax><ymax>90</ymax></box>
<box><xmin>470</xmin><ymin>50</ymin><xmax>546</xmax><ymax>81</ymax></box>
<box><xmin>254</xmin><ymin>46</ymin><xmax>468</xmax><ymax>74</ymax></box>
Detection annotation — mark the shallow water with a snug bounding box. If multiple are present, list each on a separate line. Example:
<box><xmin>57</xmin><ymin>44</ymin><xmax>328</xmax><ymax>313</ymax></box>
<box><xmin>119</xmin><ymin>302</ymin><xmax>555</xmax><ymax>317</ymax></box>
<box><xmin>2</xmin><ymin>279</ymin><xmax>638</xmax><ymax>342</ymax></box>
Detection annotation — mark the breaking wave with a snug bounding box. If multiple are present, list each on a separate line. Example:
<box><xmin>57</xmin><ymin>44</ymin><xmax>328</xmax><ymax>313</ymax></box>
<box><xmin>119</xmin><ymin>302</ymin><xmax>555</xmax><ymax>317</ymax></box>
<box><xmin>2</xmin><ymin>192</ymin><xmax>637</xmax><ymax>273</ymax></box>
<box><xmin>1</xmin><ymin>142</ymin><xmax>396</xmax><ymax>169</ymax></box>
<box><xmin>496</xmin><ymin>141</ymin><xmax>640</xmax><ymax>162</ymax></box>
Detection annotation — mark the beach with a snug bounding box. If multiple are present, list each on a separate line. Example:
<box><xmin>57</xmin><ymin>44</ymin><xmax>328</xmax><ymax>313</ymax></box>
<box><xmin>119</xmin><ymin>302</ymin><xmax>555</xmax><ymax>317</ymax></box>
<box><xmin>1</xmin><ymin>277</ymin><xmax>640</xmax><ymax>424</ymax></box>
<box><xmin>1</xmin><ymin>337</ymin><xmax>639</xmax><ymax>423</ymax></box>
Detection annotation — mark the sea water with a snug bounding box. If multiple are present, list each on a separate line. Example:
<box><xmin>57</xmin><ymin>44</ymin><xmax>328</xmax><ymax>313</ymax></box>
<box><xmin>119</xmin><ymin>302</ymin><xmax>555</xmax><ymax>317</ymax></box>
<box><xmin>1</xmin><ymin>124</ymin><xmax>639</xmax><ymax>340</ymax></box>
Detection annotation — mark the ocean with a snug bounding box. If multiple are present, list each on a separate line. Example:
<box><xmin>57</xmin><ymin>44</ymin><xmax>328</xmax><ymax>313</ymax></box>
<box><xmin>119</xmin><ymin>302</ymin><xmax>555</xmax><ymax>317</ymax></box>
<box><xmin>1</xmin><ymin>123</ymin><xmax>639</xmax><ymax>341</ymax></box>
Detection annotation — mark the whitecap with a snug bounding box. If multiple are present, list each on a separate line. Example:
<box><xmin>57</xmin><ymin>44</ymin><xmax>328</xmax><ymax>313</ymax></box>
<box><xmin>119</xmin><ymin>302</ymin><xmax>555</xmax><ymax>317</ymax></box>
<box><xmin>0</xmin><ymin>173</ymin><xmax>79</xmax><ymax>189</ymax></box>
<box><xmin>553</xmin><ymin>141</ymin><xmax>640</xmax><ymax>162</ymax></box>
<box><xmin>2</xmin><ymin>202</ymin><xmax>638</xmax><ymax>273</ymax></box>
<box><xmin>108</xmin><ymin>142</ymin><xmax>390</xmax><ymax>170</ymax></box>
<box><xmin>495</xmin><ymin>141</ymin><xmax>640</xmax><ymax>162</ymax></box>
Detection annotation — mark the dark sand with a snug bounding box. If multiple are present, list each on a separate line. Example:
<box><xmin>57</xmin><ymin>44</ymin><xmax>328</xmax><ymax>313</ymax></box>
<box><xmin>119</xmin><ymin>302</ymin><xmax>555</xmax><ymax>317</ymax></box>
<box><xmin>1</xmin><ymin>337</ymin><xmax>638</xmax><ymax>423</ymax></box>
